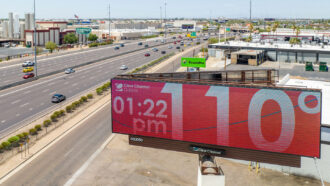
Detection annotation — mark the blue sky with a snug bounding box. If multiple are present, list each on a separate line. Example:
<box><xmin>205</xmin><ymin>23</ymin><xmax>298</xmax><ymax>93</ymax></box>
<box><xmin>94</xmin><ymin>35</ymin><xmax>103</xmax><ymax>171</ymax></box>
<box><xmin>1</xmin><ymin>0</ymin><xmax>330</xmax><ymax>19</ymax></box>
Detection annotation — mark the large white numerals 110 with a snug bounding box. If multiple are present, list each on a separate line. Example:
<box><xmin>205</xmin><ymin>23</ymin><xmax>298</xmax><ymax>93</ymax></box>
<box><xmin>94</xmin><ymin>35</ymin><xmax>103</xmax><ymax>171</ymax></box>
<box><xmin>205</xmin><ymin>86</ymin><xmax>229</xmax><ymax>146</ymax></box>
<box><xmin>161</xmin><ymin>83</ymin><xmax>183</xmax><ymax>140</ymax></box>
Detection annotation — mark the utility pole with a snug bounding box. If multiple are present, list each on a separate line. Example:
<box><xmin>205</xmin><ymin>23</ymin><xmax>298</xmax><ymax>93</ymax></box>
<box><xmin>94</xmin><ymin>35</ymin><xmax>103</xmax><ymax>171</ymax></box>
<box><xmin>33</xmin><ymin>0</ymin><xmax>38</xmax><ymax>77</ymax></box>
<box><xmin>249</xmin><ymin>0</ymin><xmax>252</xmax><ymax>22</ymax></box>
<box><xmin>108</xmin><ymin>3</ymin><xmax>111</xmax><ymax>41</ymax></box>
<box><xmin>164</xmin><ymin>0</ymin><xmax>167</xmax><ymax>41</ymax></box>
<box><xmin>160</xmin><ymin>6</ymin><xmax>162</xmax><ymax>31</ymax></box>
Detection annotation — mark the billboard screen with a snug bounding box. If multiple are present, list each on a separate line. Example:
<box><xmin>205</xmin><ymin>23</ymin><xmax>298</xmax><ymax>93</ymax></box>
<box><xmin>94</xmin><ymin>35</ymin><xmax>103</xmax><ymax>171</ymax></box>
<box><xmin>112</xmin><ymin>79</ymin><xmax>321</xmax><ymax>157</ymax></box>
<box><xmin>181</xmin><ymin>57</ymin><xmax>206</xmax><ymax>68</ymax></box>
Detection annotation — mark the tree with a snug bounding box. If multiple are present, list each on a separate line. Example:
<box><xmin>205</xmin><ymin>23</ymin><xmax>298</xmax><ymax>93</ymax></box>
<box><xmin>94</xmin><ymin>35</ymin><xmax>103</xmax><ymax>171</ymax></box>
<box><xmin>248</xmin><ymin>23</ymin><xmax>254</xmax><ymax>42</ymax></box>
<box><xmin>272</xmin><ymin>22</ymin><xmax>279</xmax><ymax>43</ymax></box>
<box><xmin>64</xmin><ymin>33</ymin><xmax>78</xmax><ymax>44</ymax></box>
<box><xmin>88</xmin><ymin>34</ymin><xmax>98</xmax><ymax>42</ymax></box>
<box><xmin>45</xmin><ymin>41</ymin><xmax>57</xmax><ymax>53</ymax></box>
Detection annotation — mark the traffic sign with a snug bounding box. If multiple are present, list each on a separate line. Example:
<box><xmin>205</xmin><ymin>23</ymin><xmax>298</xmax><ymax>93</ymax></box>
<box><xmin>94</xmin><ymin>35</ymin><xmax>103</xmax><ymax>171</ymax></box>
<box><xmin>76</xmin><ymin>28</ymin><xmax>92</xmax><ymax>35</ymax></box>
<box><xmin>190</xmin><ymin>32</ymin><xmax>197</xmax><ymax>38</ymax></box>
<box><xmin>181</xmin><ymin>57</ymin><xmax>206</xmax><ymax>68</ymax></box>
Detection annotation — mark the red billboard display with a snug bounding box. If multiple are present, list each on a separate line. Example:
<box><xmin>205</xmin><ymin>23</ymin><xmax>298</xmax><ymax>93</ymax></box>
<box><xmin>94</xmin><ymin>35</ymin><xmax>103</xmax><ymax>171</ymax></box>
<box><xmin>111</xmin><ymin>79</ymin><xmax>321</xmax><ymax>157</ymax></box>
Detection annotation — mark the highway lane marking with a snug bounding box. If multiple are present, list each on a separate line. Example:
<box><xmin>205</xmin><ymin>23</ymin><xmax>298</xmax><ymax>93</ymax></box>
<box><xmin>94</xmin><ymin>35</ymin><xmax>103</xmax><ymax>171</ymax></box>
<box><xmin>11</xmin><ymin>99</ymin><xmax>21</xmax><ymax>105</ymax></box>
<box><xmin>48</xmin><ymin>82</ymin><xmax>56</xmax><ymax>86</ymax></box>
<box><xmin>64</xmin><ymin>148</ymin><xmax>75</xmax><ymax>158</ymax></box>
<box><xmin>29</xmin><ymin>107</ymin><xmax>33</xmax><ymax>111</ymax></box>
<box><xmin>64</xmin><ymin>134</ymin><xmax>115</xmax><ymax>186</ymax></box>
<box><xmin>0</xmin><ymin>41</ymin><xmax>177</xmax><ymax>98</ymax></box>
<box><xmin>1</xmin><ymin>120</ymin><xmax>5</xmax><ymax>123</ymax></box>
<box><xmin>15</xmin><ymin>114</ymin><xmax>20</xmax><ymax>117</ymax></box>
<box><xmin>49</xmin><ymin>91</ymin><xmax>56</xmax><ymax>95</ymax></box>
<box><xmin>19</xmin><ymin>103</ymin><xmax>29</xmax><ymax>108</ymax></box>
<box><xmin>0</xmin><ymin>100</ymin><xmax>111</xmax><ymax>185</ymax></box>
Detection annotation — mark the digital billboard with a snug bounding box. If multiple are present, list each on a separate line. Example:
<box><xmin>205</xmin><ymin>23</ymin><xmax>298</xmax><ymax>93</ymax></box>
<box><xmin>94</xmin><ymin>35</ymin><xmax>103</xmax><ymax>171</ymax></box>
<box><xmin>112</xmin><ymin>79</ymin><xmax>321</xmax><ymax>157</ymax></box>
<box><xmin>182</xmin><ymin>24</ymin><xmax>194</xmax><ymax>29</ymax></box>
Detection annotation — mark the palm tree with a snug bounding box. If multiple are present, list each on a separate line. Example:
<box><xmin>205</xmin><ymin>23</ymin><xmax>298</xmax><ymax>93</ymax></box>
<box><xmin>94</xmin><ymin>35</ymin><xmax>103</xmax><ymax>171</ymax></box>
<box><xmin>248</xmin><ymin>23</ymin><xmax>254</xmax><ymax>42</ymax></box>
<box><xmin>272</xmin><ymin>22</ymin><xmax>279</xmax><ymax>42</ymax></box>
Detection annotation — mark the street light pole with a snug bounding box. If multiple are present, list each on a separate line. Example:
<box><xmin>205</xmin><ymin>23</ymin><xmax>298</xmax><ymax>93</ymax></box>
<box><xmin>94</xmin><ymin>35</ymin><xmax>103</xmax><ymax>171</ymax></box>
<box><xmin>108</xmin><ymin>4</ymin><xmax>111</xmax><ymax>41</ymax></box>
<box><xmin>164</xmin><ymin>0</ymin><xmax>167</xmax><ymax>41</ymax></box>
<box><xmin>34</xmin><ymin>0</ymin><xmax>38</xmax><ymax>77</ymax></box>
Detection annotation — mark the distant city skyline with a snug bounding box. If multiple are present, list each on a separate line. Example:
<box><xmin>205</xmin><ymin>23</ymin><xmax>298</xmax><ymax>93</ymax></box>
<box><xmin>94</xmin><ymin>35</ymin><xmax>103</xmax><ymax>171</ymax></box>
<box><xmin>1</xmin><ymin>0</ymin><xmax>330</xmax><ymax>19</ymax></box>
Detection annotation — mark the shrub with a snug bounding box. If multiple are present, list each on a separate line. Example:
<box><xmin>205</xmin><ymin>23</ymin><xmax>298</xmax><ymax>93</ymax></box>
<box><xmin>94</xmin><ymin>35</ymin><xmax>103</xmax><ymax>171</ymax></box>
<box><xmin>8</xmin><ymin>136</ymin><xmax>20</xmax><ymax>147</ymax></box>
<box><xmin>66</xmin><ymin>105</ymin><xmax>73</xmax><ymax>112</ymax></box>
<box><xmin>50</xmin><ymin>114</ymin><xmax>57</xmax><ymax>122</ymax></box>
<box><xmin>22</xmin><ymin>132</ymin><xmax>29</xmax><ymax>138</ymax></box>
<box><xmin>54</xmin><ymin>111</ymin><xmax>60</xmax><ymax>118</ymax></box>
<box><xmin>74</xmin><ymin>101</ymin><xmax>80</xmax><ymax>107</ymax></box>
<box><xmin>87</xmin><ymin>94</ymin><xmax>93</xmax><ymax>99</ymax></box>
<box><xmin>35</xmin><ymin>124</ymin><xmax>42</xmax><ymax>131</ymax></box>
<box><xmin>96</xmin><ymin>88</ymin><xmax>103</xmax><ymax>95</ymax></box>
<box><xmin>0</xmin><ymin>58</ymin><xmax>2</xmax><ymax>62</ymax></box>
<box><xmin>29</xmin><ymin>128</ymin><xmax>37</xmax><ymax>135</ymax></box>
<box><xmin>81</xmin><ymin>96</ymin><xmax>88</xmax><ymax>102</ymax></box>
<box><xmin>88</xmin><ymin>42</ymin><xmax>99</xmax><ymax>48</ymax></box>
<box><xmin>79</xmin><ymin>98</ymin><xmax>84</xmax><ymax>104</ymax></box>
<box><xmin>1</xmin><ymin>141</ymin><xmax>11</xmax><ymax>150</ymax></box>
<box><xmin>0</xmin><ymin>144</ymin><xmax>4</xmax><ymax>153</ymax></box>
<box><xmin>59</xmin><ymin>110</ymin><xmax>65</xmax><ymax>116</ymax></box>
<box><xmin>101</xmin><ymin>84</ymin><xmax>108</xmax><ymax>91</ymax></box>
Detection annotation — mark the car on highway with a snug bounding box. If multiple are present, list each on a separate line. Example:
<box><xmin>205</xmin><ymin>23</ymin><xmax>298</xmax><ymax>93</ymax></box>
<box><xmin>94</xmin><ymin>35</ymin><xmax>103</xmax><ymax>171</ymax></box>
<box><xmin>138</xmin><ymin>42</ymin><xmax>143</xmax><ymax>45</ymax></box>
<box><xmin>22</xmin><ymin>61</ymin><xmax>35</xmax><ymax>67</ymax></box>
<box><xmin>168</xmin><ymin>45</ymin><xmax>173</xmax><ymax>49</ymax></box>
<box><xmin>144</xmin><ymin>44</ymin><xmax>149</xmax><ymax>48</ymax></box>
<box><xmin>120</xmin><ymin>44</ymin><xmax>125</xmax><ymax>47</ymax></box>
<box><xmin>22</xmin><ymin>67</ymin><xmax>34</xmax><ymax>73</ymax></box>
<box><xmin>145</xmin><ymin>53</ymin><xmax>150</xmax><ymax>57</ymax></box>
<box><xmin>161</xmin><ymin>51</ymin><xmax>166</xmax><ymax>54</ymax></box>
<box><xmin>114</xmin><ymin>46</ymin><xmax>120</xmax><ymax>50</ymax></box>
<box><xmin>51</xmin><ymin>94</ymin><xmax>66</xmax><ymax>103</ymax></box>
<box><xmin>176</xmin><ymin>46</ymin><xmax>181</xmax><ymax>49</ymax></box>
<box><xmin>120</xmin><ymin>65</ymin><xmax>128</xmax><ymax>70</ymax></box>
<box><xmin>23</xmin><ymin>73</ymin><xmax>35</xmax><ymax>79</ymax></box>
<box><xmin>180</xmin><ymin>43</ymin><xmax>184</xmax><ymax>46</ymax></box>
<box><xmin>173</xmin><ymin>42</ymin><xmax>177</xmax><ymax>44</ymax></box>
<box><xmin>152</xmin><ymin>48</ymin><xmax>158</xmax><ymax>52</ymax></box>
<box><xmin>172</xmin><ymin>36</ymin><xmax>176</xmax><ymax>39</ymax></box>
<box><xmin>65</xmin><ymin>68</ymin><xmax>75</xmax><ymax>74</ymax></box>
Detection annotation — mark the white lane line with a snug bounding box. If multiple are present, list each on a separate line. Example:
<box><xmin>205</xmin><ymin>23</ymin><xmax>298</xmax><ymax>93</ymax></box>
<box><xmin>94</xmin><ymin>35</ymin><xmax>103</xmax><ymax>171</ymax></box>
<box><xmin>1</xmin><ymin>120</ymin><xmax>5</xmax><ymax>123</ymax></box>
<box><xmin>29</xmin><ymin>107</ymin><xmax>33</xmax><ymax>111</ymax></box>
<box><xmin>64</xmin><ymin>134</ymin><xmax>115</xmax><ymax>186</ymax></box>
<box><xmin>42</xmin><ymin>89</ymin><xmax>50</xmax><ymax>93</ymax></box>
<box><xmin>19</xmin><ymin>103</ymin><xmax>29</xmax><ymax>108</ymax></box>
<box><xmin>49</xmin><ymin>91</ymin><xmax>56</xmax><ymax>95</ymax></box>
<box><xmin>48</xmin><ymin>82</ymin><xmax>55</xmax><ymax>86</ymax></box>
<box><xmin>11</xmin><ymin>99</ymin><xmax>21</xmax><ymax>105</ymax></box>
<box><xmin>64</xmin><ymin>148</ymin><xmax>75</xmax><ymax>158</ymax></box>
<box><xmin>23</xmin><ymin>90</ymin><xmax>31</xmax><ymax>94</ymax></box>
<box><xmin>15</xmin><ymin>114</ymin><xmax>20</xmax><ymax>117</ymax></box>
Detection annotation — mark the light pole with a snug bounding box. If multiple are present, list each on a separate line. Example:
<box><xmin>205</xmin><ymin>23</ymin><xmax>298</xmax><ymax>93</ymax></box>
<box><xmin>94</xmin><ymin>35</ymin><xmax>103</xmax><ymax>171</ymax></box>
<box><xmin>33</xmin><ymin>0</ymin><xmax>38</xmax><ymax>77</ymax></box>
<box><xmin>164</xmin><ymin>0</ymin><xmax>167</xmax><ymax>41</ymax></box>
<box><xmin>108</xmin><ymin>3</ymin><xmax>111</xmax><ymax>41</ymax></box>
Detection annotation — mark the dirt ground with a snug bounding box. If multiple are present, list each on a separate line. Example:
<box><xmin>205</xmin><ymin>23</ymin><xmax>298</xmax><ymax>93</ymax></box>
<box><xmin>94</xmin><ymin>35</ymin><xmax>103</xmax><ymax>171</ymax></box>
<box><xmin>73</xmin><ymin>135</ymin><xmax>329</xmax><ymax>186</ymax></box>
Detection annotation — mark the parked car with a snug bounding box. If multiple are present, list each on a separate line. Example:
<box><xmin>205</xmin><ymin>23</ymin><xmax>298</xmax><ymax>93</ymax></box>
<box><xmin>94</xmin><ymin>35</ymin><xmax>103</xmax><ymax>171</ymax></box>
<box><xmin>23</xmin><ymin>73</ymin><xmax>35</xmax><ymax>79</ymax></box>
<box><xmin>187</xmin><ymin>67</ymin><xmax>197</xmax><ymax>72</ymax></box>
<box><xmin>22</xmin><ymin>67</ymin><xmax>34</xmax><ymax>73</ymax></box>
<box><xmin>152</xmin><ymin>48</ymin><xmax>158</xmax><ymax>52</ymax></box>
<box><xmin>145</xmin><ymin>53</ymin><xmax>151</xmax><ymax>57</ymax></box>
<box><xmin>22</xmin><ymin>61</ymin><xmax>35</xmax><ymax>67</ymax></box>
<box><xmin>4</xmin><ymin>44</ymin><xmax>10</xmax><ymax>48</ymax></box>
<box><xmin>65</xmin><ymin>68</ymin><xmax>75</xmax><ymax>74</ymax></box>
<box><xmin>161</xmin><ymin>51</ymin><xmax>166</xmax><ymax>54</ymax></box>
<box><xmin>114</xmin><ymin>46</ymin><xmax>120</xmax><ymax>50</ymax></box>
<box><xmin>144</xmin><ymin>44</ymin><xmax>149</xmax><ymax>48</ymax></box>
<box><xmin>51</xmin><ymin>94</ymin><xmax>66</xmax><ymax>103</ymax></box>
<box><xmin>120</xmin><ymin>65</ymin><xmax>128</xmax><ymax>70</ymax></box>
<box><xmin>120</xmin><ymin>44</ymin><xmax>125</xmax><ymax>47</ymax></box>
<box><xmin>138</xmin><ymin>42</ymin><xmax>143</xmax><ymax>45</ymax></box>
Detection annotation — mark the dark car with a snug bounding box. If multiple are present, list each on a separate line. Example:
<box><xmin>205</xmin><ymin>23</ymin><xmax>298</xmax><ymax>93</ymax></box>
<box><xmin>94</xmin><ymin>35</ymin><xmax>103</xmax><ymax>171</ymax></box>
<box><xmin>176</xmin><ymin>46</ymin><xmax>181</xmax><ymax>49</ymax></box>
<box><xmin>120</xmin><ymin>44</ymin><xmax>125</xmax><ymax>47</ymax></box>
<box><xmin>51</xmin><ymin>94</ymin><xmax>66</xmax><ymax>103</ymax></box>
<box><xmin>144</xmin><ymin>44</ymin><xmax>149</xmax><ymax>48</ymax></box>
<box><xmin>114</xmin><ymin>46</ymin><xmax>120</xmax><ymax>50</ymax></box>
<box><xmin>23</xmin><ymin>73</ymin><xmax>35</xmax><ymax>79</ymax></box>
<box><xmin>138</xmin><ymin>42</ymin><xmax>143</xmax><ymax>45</ymax></box>
<box><xmin>145</xmin><ymin>53</ymin><xmax>151</xmax><ymax>57</ymax></box>
<box><xmin>161</xmin><ymin>51</ymin><xmax>166</xmax><ymax>54</ymax></box>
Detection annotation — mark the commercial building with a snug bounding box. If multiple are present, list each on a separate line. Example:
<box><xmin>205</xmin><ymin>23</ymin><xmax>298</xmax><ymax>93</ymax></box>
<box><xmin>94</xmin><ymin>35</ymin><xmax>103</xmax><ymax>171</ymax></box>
<box><xmin>209</xmin><ymin>41</ymin><xmax>330</xmax><ymax>65</ymax></box>
<box><xmin>25</xmin><ymin>27</ymin><xmax>75</xmax><ymax>46</ymax></box>
<box><xmin>36</xmin><ymin>21</ymin><xmax>68</xmax><ymax>31</ymax></box>
<box><xmin>8</xmin><ymin>12</ymin><xmax>14</xmax><ymax>38</ymax></box>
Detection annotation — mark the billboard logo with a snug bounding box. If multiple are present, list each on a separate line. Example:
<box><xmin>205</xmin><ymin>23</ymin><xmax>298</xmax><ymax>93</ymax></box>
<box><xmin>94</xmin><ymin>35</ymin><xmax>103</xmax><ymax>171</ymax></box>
<box><xmin>183</xmin><ymin>60</ymin><xmax>187</xmax><ymax>65</ymax></box>
<box><xmin>115</xmin><ymin>83</ymin><xmax>123</xmax><ymax>92</ymax></box>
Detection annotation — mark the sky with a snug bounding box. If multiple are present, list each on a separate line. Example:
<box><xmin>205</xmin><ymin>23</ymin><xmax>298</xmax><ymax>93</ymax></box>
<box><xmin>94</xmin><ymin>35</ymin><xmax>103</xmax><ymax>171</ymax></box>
<box><xmin>0</xmin><ymin>0</ymin><xmax>330</xmax><ymax>19</ymax></box>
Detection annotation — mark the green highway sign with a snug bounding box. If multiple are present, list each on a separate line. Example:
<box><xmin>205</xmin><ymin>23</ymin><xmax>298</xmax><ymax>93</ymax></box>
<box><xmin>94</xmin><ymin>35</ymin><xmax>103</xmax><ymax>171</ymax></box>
<box><xmin>181</xmin><ymin>57</ymin><xmax>206</xmax><ymax>68</ymax></box>
<box><xmin>191</xmin><ymin>32</ymin><xmax>196</xmax><ymax>37</ymax></box>
<box><xmin>226</xmin><ymin>28</ymin><xmax>231</xmax><ymax>32</ymax></box>
<box><xmin>76</xmin><ymin>28</ymin><xmax>92</xmax><ymax>35</ymax></box>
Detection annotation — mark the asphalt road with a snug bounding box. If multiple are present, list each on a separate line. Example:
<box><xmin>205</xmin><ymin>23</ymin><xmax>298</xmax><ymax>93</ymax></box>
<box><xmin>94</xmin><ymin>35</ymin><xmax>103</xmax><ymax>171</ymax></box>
<box><xmin>1</xmin><ymin>100</ymin><xmax>112</xmax><ymax>186</ymax></box>
<box><xmin>0</xmin><ymin>40</ymin><xmax>199</xmax><ymax>138</ymax></box>
<box><xmin>0</xmin><ymin>37</ymin><xmax>179</xmax><ymax>87</ymax></box>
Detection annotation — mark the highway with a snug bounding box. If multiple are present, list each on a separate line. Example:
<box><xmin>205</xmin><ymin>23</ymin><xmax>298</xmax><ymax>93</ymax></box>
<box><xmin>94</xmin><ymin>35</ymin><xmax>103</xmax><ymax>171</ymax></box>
<box><xmin>0</xmin><ymin>40</ymin><xmax>200</xmax><ymax>138</ymax></box>
<box><xmin>0</xmin><ymin>38</ymin><xmax>177</xmax><ymax>87</ymax></box>
<box><xmin>0</xmin><ymin>42</ymin><xmax>203</xmax><ymax>185</ymax></box>
<box><xmin>1</xmin><ymin>100</ymin><xmax>112</xmax><ymax>186</ymax></box>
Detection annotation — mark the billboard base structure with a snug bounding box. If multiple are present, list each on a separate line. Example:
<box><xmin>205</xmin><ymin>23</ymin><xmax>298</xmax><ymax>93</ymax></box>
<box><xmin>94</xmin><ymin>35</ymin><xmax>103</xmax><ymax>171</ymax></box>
<box><xmin>129</xmin><ymin>135</ymin><xmax>301</xmax><ymax>167</ymax></box>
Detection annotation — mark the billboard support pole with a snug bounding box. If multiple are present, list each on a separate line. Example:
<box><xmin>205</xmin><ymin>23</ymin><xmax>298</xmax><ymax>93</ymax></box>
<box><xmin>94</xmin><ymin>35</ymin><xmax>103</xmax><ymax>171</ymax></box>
<box><xmin>314</xmin><ymin>157</ymin><xmax>325</xmax><ymax>186</ymax></box>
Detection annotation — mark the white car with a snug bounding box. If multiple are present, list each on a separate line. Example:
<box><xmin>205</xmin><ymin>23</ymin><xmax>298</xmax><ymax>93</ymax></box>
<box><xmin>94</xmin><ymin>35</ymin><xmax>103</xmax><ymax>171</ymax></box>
<box><xmin>22</xmin><ymin>61</ymin><xmax>35</xmax><ymax>67</ymax></box>
<box><xmin>168</xmin><ymin>45</ymin><xmax>173</xmax><ymax>49</ymax></box>
<box><xmin>65</xmin><ymin>68</ymin><xmax>75</xmax><ymax>74</ymax></box>
<box><xmin>120</xmin><ymin>65</ymin><xmax>128</xmax><ymax>70</ymax></box>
